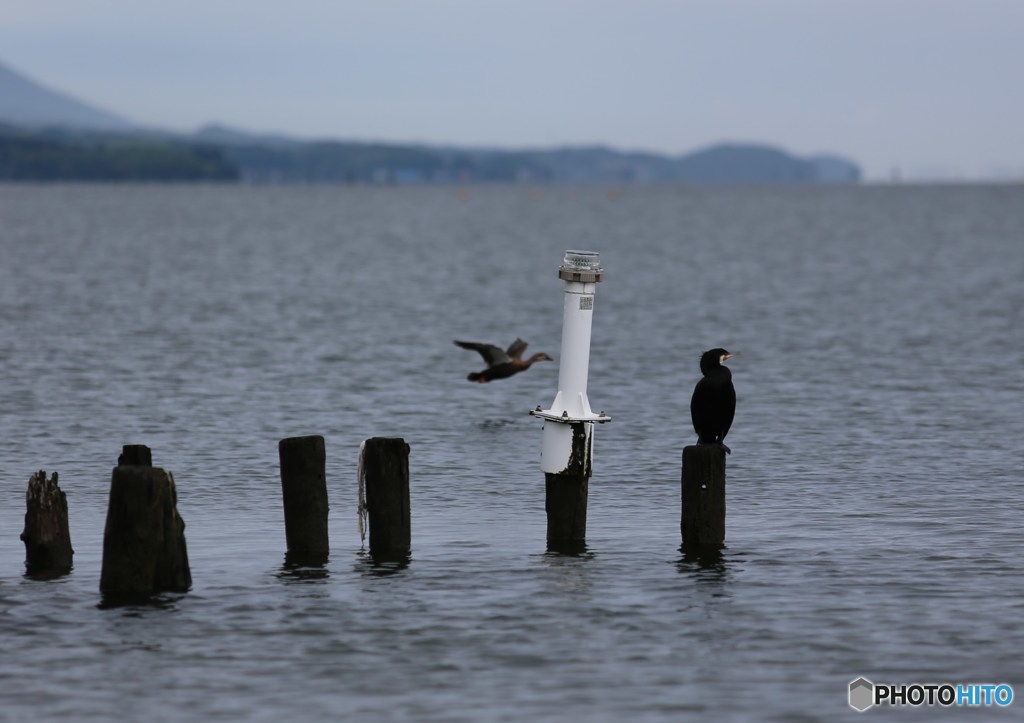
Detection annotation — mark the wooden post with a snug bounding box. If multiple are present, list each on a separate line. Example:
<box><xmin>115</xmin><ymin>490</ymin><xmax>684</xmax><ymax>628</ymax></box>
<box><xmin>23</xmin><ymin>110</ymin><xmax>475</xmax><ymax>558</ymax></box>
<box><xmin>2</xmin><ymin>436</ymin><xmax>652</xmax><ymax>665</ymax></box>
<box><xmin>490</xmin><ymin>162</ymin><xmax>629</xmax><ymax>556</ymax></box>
<box><xmin>545</xmin><ymin>421</ymin><xmax>591</xmax><ymax>552</ymax></box>
<box><xmin>20</xmin><ymin>471</ymin><xmax>74</xmax><ymax>577</ymax></box>
<box><xmin>278</xmin><ymin>435</ymin><xmax>329</xmax><ymax>559</ymax></box>
<box><xmin>118</xmin><ymin>444</ymin><xmax>152</xmax><ymax>466</ymax></box>
<box><xmin>361</xmin><ymin>437</ymin><xmax>411</xmax><ymax>558</ymax></box>
<box><xmin>100</xmin><ymin>466</ymin><xmax>191</xmax><ymax>598</ymax></box>
<box><xmin>681</xmin><ymin>445</ymin><xmax>726</xmax><ymax>550</ymax></box>
<box><xmin>545</xmin><ymin>474</ymin><xmax>589</xmax><ymax>551</ymax></box>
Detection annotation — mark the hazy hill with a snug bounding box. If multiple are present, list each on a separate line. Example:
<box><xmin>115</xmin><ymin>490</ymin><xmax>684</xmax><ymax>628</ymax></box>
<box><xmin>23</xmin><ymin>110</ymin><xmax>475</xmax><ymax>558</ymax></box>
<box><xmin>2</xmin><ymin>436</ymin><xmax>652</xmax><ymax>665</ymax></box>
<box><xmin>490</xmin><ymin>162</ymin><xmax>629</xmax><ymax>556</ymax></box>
<box><xmin>191</xmin><ymin>126</ymin><xmax>860</xmax><ymax>184</ymax></box>
<box><xmin>517</xmin><ymin>145</ymin><xmax>680</xmax><ymax>183</ymax></box>
<box><xmin>0</xmin><ymin>59</ymin><xmax>134</xmax><ymax>131</ymax></box>
<box><xmin>0</xmin><ymin>124</ymin><xmax>238</xmax><ymax>181</ymax></box>
<box><xmin>0</xmin><ymin>58</ymin><xmax>861</xmax><ymax>183</ymax></box>
<box><xmin>677</xmin><ymin>144</ymin><xmax>815</xmax><ymax>183</ymax></box>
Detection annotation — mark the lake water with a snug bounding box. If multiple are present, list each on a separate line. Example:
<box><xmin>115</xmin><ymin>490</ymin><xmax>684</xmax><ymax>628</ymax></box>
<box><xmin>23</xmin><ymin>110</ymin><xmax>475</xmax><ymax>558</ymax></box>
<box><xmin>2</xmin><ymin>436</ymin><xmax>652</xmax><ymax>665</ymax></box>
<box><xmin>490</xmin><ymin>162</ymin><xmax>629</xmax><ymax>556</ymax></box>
<box><xmin>1</xmin><ymin>183</ymin><xmax>1022</xmax><ymax>721</ymax></box>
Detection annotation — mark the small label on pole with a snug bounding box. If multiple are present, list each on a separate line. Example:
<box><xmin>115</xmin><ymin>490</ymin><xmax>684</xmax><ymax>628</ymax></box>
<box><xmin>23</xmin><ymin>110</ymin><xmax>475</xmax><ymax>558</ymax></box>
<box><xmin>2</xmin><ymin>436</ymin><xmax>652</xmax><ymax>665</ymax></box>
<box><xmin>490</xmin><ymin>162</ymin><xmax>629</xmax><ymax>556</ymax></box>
<box><xmin>579</xmin><ymin>296</ymin><xmax>594</xmax><ymax>310</ymax></box>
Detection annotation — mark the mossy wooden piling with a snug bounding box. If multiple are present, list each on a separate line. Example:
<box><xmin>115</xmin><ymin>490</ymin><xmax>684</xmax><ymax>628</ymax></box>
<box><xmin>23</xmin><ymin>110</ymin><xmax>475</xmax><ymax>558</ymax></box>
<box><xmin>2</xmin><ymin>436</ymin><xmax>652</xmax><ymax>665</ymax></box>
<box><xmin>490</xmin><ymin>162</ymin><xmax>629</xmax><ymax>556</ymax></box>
<box><xmin>278</xmin><ymin>435</ymin><xmax>329</xmax><ymax>559</ymax></box>
<box><xmin>681</xmin><ymin>444</ymin><xmax>727</xmax><ymax>550</ymax></box>
<box><xmin>544</xmin><ymin>421</ymin><xmax>592</xmax><ymax>551</ymax></box>
<box><xmin>360</xmin><ymin>437</ymin><xmax>411</xmax><ymax>558</ymax></box>
<box><xmin>100</xmin><ymin>464</ymin><xmax>192</xmax><ymax>598</ymax></box>
<box><xmin>21</xmin><ymin>470</ymin><xmax>74</xmax><ymax>576</ymax></box>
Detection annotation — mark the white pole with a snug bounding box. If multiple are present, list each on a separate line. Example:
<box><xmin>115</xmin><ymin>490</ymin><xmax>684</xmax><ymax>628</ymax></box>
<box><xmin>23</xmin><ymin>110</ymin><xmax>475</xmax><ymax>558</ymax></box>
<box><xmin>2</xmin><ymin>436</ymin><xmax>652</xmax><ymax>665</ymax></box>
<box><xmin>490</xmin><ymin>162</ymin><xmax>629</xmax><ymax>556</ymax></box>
<box><xmin>531</xmin><ymin>250</ymin><xmax>610</xmax><ymax>474</ymax></box>
<box><xmin>554</xmin><ymin>275</ymin><xmax>596</xmax><ymax>416</ymax></box>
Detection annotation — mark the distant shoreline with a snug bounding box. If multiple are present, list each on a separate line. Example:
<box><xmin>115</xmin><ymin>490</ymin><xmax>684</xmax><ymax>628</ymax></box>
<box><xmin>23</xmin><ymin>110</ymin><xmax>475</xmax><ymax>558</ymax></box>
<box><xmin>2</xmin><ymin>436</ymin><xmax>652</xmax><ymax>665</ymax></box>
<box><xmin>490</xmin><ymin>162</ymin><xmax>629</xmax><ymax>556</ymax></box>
<box><xmin>1</xmin><ymin>125</ymin><xmax>862</xmax><ymax>185</ymax></box>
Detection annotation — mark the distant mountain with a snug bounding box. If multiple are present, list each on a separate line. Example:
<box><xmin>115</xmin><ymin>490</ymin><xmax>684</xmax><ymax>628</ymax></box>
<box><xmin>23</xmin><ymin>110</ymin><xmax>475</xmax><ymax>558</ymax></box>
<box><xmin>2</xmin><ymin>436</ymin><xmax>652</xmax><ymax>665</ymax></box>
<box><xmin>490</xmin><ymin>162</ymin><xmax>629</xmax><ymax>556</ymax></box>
<box><xmin>0</xmin><ymin>58</ymin><xmax>861</xmax><ymax>183</ymax></box>
<box><xmin>0</xmin><ymin>125</ymin><xmax>238</xmax><ymax>181</ymax></box>
<box><xmin>677</xmin><ymin>144</ymin><xmax>813</xmax><ymax>183</ymax></box>
<box><xmin>527</xmin><ymin>143</ymin><xmax>861</xmax><ymax>184</ymax></box>
<box><xmin>518</xmin><ymin>145</ymin><xmax>680</xmax><ymax>184</ymax></box>
<box><xmin>192</xmin><ymin>124</ymin><xmax>301</xmax><ymax>148</ymax></box>
<box><xmin>0</xmin><ymin>59</ymin><xmax>134</xmax><ymax>130</ymax></box>
<box><xmin>185</xmin><ymin>127</ymin><xmax>861</xmax><ymax>185</ymax></box>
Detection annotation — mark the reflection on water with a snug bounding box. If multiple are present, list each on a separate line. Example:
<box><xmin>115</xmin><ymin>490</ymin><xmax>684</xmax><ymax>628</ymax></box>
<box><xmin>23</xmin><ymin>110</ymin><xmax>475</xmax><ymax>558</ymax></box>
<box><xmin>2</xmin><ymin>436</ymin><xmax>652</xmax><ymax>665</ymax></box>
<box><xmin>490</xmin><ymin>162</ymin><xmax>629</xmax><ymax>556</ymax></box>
<box><xmin>354</xmin><ymin>549</ymin><xmax>411</xmax><ymax>577</ymax></box>
<box><xmin>544</xmin><ymin>540</ymin><xmax>591</xmax><ymax>557</ymax></box>
<box><xmin>97</xmin><ymin>592</ymin><xmax>185</xmax><ymax>612</ymax></box>
<box><xmin>277</xmin><ymin>551</ymin><xmax>331</xmax><ymax>583</ymax></box>
<box><xmin>539</xmin><ymin>547</ymin><xmax>595</xmax><ymax>594</ymax></box>
<box><xmin>676</xmin><ymin>545</ymin><xmax>735</xmax><ymax>597</ymax></box>
<box><xmin>23</xmin><ymin>564</ymin><xmax>75</xmax><ymax>582</ymax></box>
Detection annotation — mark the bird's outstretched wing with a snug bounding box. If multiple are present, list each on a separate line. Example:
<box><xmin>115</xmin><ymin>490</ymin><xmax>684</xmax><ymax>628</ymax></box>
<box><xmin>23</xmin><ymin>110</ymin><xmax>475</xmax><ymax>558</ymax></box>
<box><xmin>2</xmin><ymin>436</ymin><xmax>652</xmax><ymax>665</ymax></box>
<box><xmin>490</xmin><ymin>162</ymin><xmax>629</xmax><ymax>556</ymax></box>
<box><xmin>505</xmin><ymin>338</ymin><xmax>528</xmax><ymax>360</ymax></box>
<box><xmin>454</xmin><ymin>340</ymin><xmax>511</xmax><ymax>367</ymax></box>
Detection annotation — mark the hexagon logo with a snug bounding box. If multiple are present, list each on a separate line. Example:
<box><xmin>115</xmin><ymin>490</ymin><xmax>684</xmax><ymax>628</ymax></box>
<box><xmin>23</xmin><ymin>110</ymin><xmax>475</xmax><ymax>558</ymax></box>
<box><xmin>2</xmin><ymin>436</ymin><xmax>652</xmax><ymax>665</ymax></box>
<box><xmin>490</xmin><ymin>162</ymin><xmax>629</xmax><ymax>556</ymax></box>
<box><xmin>849</xmin><ymin>677</ymin><xmax>874</xmax><ymax>712</ymax></box>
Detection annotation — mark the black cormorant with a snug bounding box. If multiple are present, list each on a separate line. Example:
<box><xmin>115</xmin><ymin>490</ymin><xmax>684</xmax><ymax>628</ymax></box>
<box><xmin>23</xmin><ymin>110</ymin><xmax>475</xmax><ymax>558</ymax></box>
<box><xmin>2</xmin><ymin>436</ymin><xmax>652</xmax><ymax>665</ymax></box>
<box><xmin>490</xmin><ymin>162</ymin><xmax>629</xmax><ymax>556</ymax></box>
<box><xmin>454</xmin><ymin>338</ymin><xmax>553</xmax><ymax>383</ymax></box>
<box><xmin>690</xmin><ymin>348</ymin><xmax>736</xmax><ymax>453</ymax></box>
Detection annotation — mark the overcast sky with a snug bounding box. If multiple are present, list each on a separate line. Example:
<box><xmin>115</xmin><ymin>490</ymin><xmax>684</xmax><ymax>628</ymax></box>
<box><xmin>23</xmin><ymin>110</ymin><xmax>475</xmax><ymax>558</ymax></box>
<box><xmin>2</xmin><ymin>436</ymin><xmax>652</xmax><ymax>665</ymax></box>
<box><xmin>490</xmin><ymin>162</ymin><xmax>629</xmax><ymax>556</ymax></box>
<box><xmin>2</xmin><ymin>0</ymin><xmax>1022</xmax><ymax>180</ymax></box>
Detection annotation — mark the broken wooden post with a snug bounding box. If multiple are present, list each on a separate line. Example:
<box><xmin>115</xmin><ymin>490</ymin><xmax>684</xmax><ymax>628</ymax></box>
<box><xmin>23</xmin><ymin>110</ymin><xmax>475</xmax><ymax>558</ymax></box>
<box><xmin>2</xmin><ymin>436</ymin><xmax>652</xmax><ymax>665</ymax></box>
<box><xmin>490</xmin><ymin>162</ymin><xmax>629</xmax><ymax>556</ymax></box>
<box><xmin>681</xmin><ymin>444</ymin><xmax>727</xmax><ymax>550</ymax></box>
<box><xmin>359</xmin><ymin>437</ymin><xmax>411</xmax><ymax>559</ymax></box>
<box><xmin>278</xmin><ymin>435</ymin><xmax>329</xmax><ymax>561</ymax></box>
<box><xmin>21</xmin><ymin>470</ymin><xmax>74</xmax><ymax>577</ymax></box>
<box><xmin>118</xmin><ymin>444</ymin><xmax>152</xmax><ymax>467</ymax></box>
<box><xmin>100</xmin><ymin>465</ymin><xmax>191</xmax><ymax>599</ymax></box>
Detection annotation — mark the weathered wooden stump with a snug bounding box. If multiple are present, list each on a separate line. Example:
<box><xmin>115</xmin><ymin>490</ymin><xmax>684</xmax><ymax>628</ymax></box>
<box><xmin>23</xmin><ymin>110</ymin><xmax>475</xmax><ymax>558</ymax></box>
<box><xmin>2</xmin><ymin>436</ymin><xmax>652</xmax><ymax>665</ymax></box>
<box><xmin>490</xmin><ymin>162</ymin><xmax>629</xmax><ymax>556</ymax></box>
<box><xmin>681</xmin><ymin>444</ymin><xmax>727</xmax><ymax>550</ymax></box>
<box><xmin>118</xmin><ymin>444</ymin><xmax>152</xmax><ymax>466</ymax></box>
<box><xmin>545</xmin><ymin>473</ymin><xmax>589</xmax><ymax>550</ymax></box>
<box><xmin>360</xmin><ymin>437</ymin><xmax>411</xmax><ymax>559</ymax></box>
<box><xmin>21</xmin><ymin>470</ymin><xmax>74</xmax><ymax>576</ymax></box>
<box><xmin>100</xmin><ymin>466</ymin><xmax>191</xmax><ymax>598</ymax></box>
<box><xmin>278</xmin><ymin>435</ymin><xmax>329</xmax><ymax>559</ymax></box>
<box><xmin>545</xmin><ymin>421</ymin><xmax>591</xmax><ymax>552</ymax></box>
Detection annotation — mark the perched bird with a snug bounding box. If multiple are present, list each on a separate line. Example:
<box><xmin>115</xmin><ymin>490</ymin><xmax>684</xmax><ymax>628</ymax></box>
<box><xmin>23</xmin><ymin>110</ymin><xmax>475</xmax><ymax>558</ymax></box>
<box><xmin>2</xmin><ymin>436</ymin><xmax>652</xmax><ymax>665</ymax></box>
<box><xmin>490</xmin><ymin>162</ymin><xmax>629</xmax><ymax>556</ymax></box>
<box><xmin>690</xmin><ymin>348</ymin><xmax>737</xmax><ymax>453</ymax></box>
<box><xmin>454</xmin><ymin>338</ymin><xmax>552</xmax><ymax>383</ymax></box>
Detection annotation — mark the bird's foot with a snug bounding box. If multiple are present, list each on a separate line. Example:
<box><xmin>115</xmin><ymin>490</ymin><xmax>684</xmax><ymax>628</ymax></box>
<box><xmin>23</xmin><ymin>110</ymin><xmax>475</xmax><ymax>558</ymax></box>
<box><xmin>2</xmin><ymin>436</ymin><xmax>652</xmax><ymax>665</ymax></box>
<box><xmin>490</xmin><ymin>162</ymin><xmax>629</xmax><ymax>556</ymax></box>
<box><xmin>720</xmin><ymin>443</ymin><xmax>732</xmax><ymax>454</ymax></box>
